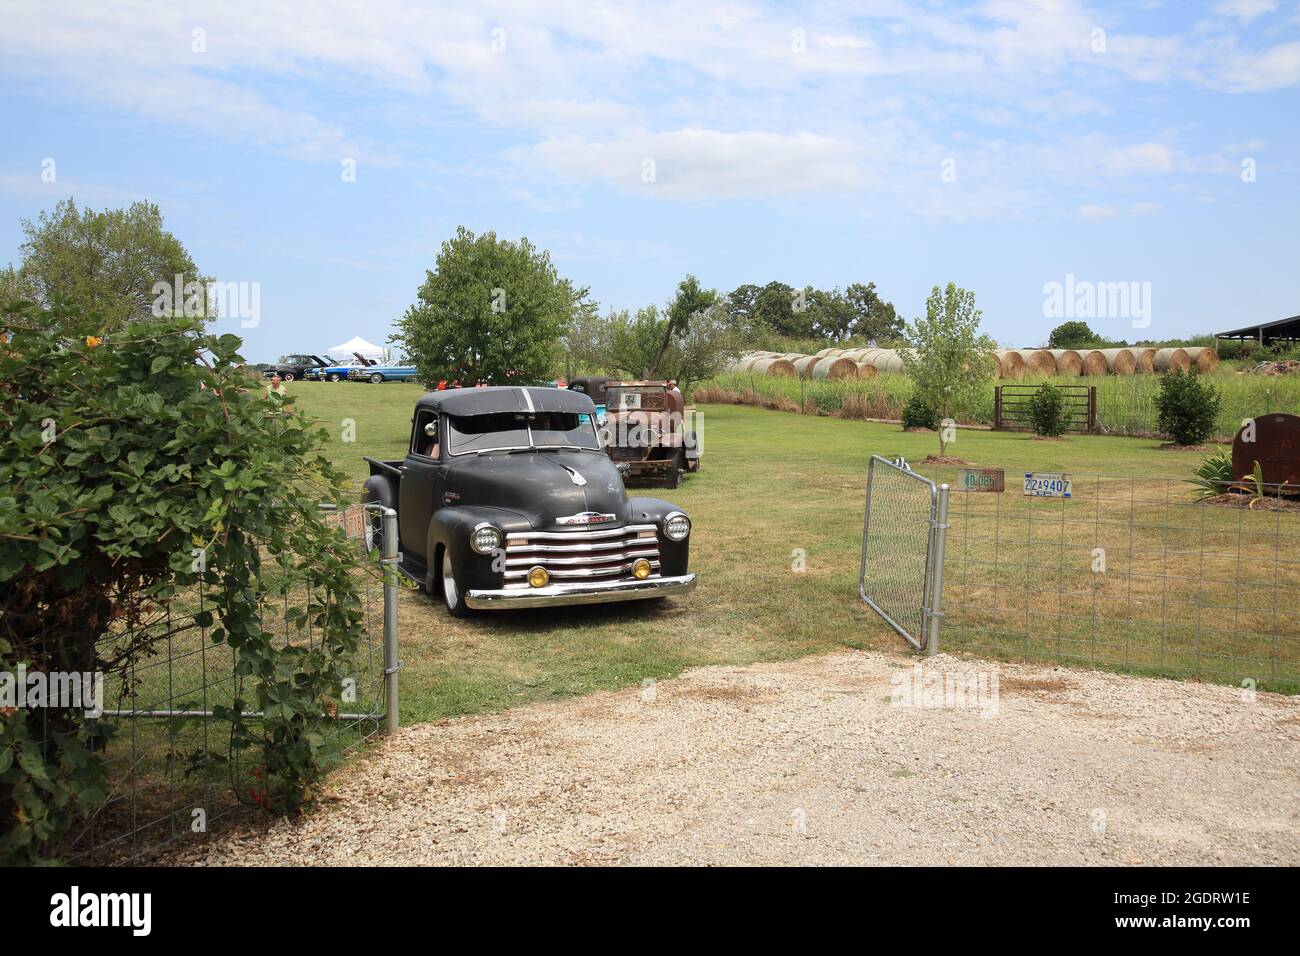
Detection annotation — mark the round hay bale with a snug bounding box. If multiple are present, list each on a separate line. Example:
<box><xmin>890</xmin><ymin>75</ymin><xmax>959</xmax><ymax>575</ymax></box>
<box><xmin>1046</xmin><ymin>349</ymin><xmax>1082</xmax><ymax>377</ymax></box>
<box><xmin>1153</xmin><ymin>348</ymin><xmax>1191</xmax><ymax>373</ymax></box>
<box><xmin>1184</xmin><ymin>347</ymin><xmax>1220</xmax><ymax>373</ymax></box>
<box><xmin>852</xmin><ymin>362</ymin><xmax>879</xmax><ymax>379</ymax></box>
<box><xmin>995</xmin><ymin>350</ymin><xmax>1026</xmax><ymax>380</ymax></box>
<box><xmin>811</xmin><ymin>356</ymin><xmax>859</xmax><ymax>379</ymax></box>
<box><xmin>1078</xmin><ymin>349</ymin><xmax>1109</xmax><ymax>376</ymax></box>
<box><xmin>1019</xmin><ymin>350</ymin><xmax>1058</xmax><ymax>376</ymax></box>
<box><xmin>1134</xmin><ymin>347</ymin><xmax>1157</xmax><ymax>373</ymax></box>
<box><xmin>792</xmin><ymin>355</ymin><xmax>822</xmax><ymax>377</ymax></box>
<box><xmin>857</xmin><ymin>348</ymin><xmax>905</xmax><ymax>373</ymax></box>
<box><xmin>751</xmin><ymin>357</ymin><xmax>797</xmax><ymax>377</ymax></box>
<box><xmin>814</xmin><ymin>347</ymin><xmax>846</xmax><ymax>358</ymax></box>
<box><xmin>1099</xmin><ymin>348</ymin><xmax>1137</xmax><ymax>375</ymax></box>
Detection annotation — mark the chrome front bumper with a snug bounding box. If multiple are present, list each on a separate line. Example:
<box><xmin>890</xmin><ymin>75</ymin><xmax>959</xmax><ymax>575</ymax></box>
<box><xmin>465</xmin><ymin>573</ymin><xmax>696</xmax><ymax>610</ymax></box>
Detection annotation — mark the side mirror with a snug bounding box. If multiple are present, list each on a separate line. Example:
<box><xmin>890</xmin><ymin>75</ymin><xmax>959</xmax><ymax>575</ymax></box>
<box><xmin>424</xmin><ymin>422</ymin><xmax>438</xmax><ymax>438</ymax></box>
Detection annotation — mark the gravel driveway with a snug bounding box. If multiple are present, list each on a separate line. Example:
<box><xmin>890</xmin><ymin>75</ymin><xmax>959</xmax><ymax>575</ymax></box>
<box><xmin>180</xmin><ymin>651</ymin><xmax>1300</xmax><ymax>866</ymax></box>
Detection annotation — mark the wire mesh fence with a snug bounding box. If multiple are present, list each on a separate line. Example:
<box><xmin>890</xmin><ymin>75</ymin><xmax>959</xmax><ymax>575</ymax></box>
<box><xmin>859</xmin><ymin>455</ymin><xmax>946</xmax><ymax>651</ymax></box>
<box><xmin>45</xmin><ymin>504</ymin><xmax>397</xmax><ymax>864</ymax></box>
<box><xmin>943</xmin><ymin>474</ymin><xmax>1300</xmax><ymax>692</ymax></box>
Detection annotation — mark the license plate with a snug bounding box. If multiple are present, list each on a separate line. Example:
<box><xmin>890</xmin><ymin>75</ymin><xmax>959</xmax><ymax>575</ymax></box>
<box><xmin>1023</xmin><ymin>473</ymin><xmax>1072</xmax><ymax>498</ymax></box>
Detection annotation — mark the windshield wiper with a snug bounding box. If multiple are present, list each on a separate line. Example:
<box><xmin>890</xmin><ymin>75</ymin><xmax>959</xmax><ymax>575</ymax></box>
<box><xmin>507</xmin><ymin>443</ymin><xmax>588</xmax><ymax>454</ymax></box>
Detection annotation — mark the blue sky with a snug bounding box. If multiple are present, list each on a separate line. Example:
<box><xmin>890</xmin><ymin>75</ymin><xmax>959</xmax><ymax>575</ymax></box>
<box><xmin>1</xmin><ymin>0</ymin><xmax>1298</xmax><ymax>359</ymax></box>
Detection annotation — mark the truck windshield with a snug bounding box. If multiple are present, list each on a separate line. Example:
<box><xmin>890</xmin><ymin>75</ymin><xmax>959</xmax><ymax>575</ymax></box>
<box><xmin>446</xmin><ymin>412</ymin><xmax>601</xmax><ymax>456</ymax></box>
<box><xmin>609</xmin><ymin>387</ymin><xmax>666</xmax><ymax>411</ymax></box>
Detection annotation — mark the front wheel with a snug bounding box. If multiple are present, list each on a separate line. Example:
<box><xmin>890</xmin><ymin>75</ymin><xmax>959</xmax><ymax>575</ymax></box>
<box><xmin>441</xmin><ymin>549</ymin><xmax>471</xmax><ymax>617</ymax></box>
<box><xmin>664</xmin><ymin>450</ymin><xmax>684</xmax><ymax>488</ymax></box>
<box><xmin>282</xmin><ymin>371</ymin><xmax>295</xmax><ymax>382</ymax></box>
<box><xmin>369</xmin><ymin>373</ymin><xmax>384</xmax><ymax>384</ymax></box>
<box><xmin>327</xmin><ymin>372</ymin><xmax>341</xmax><ymax>382</ymax></box>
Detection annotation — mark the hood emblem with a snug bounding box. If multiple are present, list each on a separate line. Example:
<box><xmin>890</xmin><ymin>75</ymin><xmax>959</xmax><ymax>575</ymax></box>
<box><xmin>562</xmin><ymin>466</ymin><xmax>587</xmax><ymax>487</ymax></box>
<box><xmin>556</xmin><ymin>512</ymin><xmax>616</xmax><ymax>525</ymax></box>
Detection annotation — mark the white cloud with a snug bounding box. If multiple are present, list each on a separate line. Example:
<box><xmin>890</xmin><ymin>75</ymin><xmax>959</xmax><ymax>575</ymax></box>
<box><xmin>1</xmin><ymin>0</ymin><xmax>1296</xmax><ymax>213</ymax></box>
<box><xmin>1078</xmin><ymin>204</ymin><xmax>1119</xmax><ymax>220</ymax></box>
<box><xmin>1214</xmin><ymin>0</ymin><xmax>1277</xmax><ymax>23</ymax></box>
<box><xmin>1217</xmin><ymin>41</ymin><xmax>1300</xmax><ymax>91</ymax></box>
<box><xmin>530</xmin><ymin>129</ymin><xmax>866</xmax><ymax>199</ymax></box>
<box><xmin>1102</xmin><ymin>143</ymin><xmax>1176</xmax><ymax>175</ymax></box>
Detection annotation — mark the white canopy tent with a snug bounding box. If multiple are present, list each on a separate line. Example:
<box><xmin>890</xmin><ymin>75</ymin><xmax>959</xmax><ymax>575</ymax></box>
<box><xmin>326</xmin><ymin>336</ymin><xmax>387</xmax><ymax>363</ymax></box>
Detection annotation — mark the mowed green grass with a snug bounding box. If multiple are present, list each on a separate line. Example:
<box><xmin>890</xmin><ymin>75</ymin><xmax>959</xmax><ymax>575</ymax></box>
<box><xmin>710</xmin><ymin>367</ymin><xmax>1300</xmax><ymax>438</ymax></box>
<box><xmin>285</xmin><ymin>381</ymin><xmax>1297</xmax><ymax>717</ymax></box>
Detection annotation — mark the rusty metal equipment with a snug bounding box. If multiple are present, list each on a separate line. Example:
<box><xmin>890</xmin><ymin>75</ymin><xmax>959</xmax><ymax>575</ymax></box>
<box><xmin>1233</xmin><ymin>413</ymin><xmax>1300</xmax><ymax>488</ymax></box>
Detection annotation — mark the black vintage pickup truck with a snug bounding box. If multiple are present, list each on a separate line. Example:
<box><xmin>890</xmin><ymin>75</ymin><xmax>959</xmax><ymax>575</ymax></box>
<box><xmin>362</xmin><ymin>386</ymin><xmax>697</xmax><ymax>617</ymax></box>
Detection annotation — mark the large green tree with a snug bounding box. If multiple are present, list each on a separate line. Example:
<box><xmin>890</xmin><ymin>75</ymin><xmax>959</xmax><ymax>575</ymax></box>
<box><xmin>394</xmin><ymin>227</ymin><xmax>589</xmax><ymax>384</ymax></box>
<box><xmin>900</xmin><ymin>283</ymin><xmax>998</xmax><ymax>457</ymax></box>
<box><xmin>726</xmin><ymin>279</ymin><xmax>898</xmax><ymax>342</ymax></box>
<box><xmin>647</xmin><ymin>274</ymin><xmax>719</xmax><ymax>377</ymax></box>
<box><xmin>843</xmin><ymin>281</ymin><xmax>901</xmax><ymax>341</ymax></box>
<box><xmin>565</xmin><ymin>276</ymin><xmax>751</xmax><ymax>392</ymax></box>
<box><xmin>14</xmin><ymin>198</ymin><xmax>203</xmax><ymax>333</ymax></box>
<box><xmin>1047</xmin><ymin>320</ymin><xmax>1098</xmax><ymax>349</ymax></box>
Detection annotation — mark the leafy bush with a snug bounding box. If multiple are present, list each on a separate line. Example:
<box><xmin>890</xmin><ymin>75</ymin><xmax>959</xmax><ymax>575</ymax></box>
<box><xmin>1156</xmin><ymin>370</ymin><xmax>1222</xmax><ymax>445</ymax></box>
<box><xmin>901</xmin><ymin>393</ymin><xmax>938</xmax><ymax>430</ymax></box>
<box><xmin>0</xmin><ymin>303</ymin><xmax>364</xmax><ymax>864</ymax></box>
<box><xmin>1027</xmin><ymin>383</ymin><xmax>1068</xmax><ymax>437</ymax></box>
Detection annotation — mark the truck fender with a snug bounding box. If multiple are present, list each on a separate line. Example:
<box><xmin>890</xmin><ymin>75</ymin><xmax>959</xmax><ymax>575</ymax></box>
<box><xmin>426</xmin><ymin>506</ymin><xmax>531</xmax><ymax>593</ymax></box>
<box><xmin>361</xmin><ymin>473</ymin><xmax>397</xmax><ymax>512</ymax></box>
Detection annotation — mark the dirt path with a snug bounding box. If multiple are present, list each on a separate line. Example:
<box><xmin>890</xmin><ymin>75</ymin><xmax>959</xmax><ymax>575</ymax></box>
<box><xmin>178</xmin><ymin>652</ymin><xmax>1300</xmax><ymax>866</ymax></box>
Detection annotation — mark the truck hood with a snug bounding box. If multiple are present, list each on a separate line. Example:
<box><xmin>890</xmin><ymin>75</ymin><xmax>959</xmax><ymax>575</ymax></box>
<box><xmin>444</xmin><ymin>449</ymin><xmax>630</xmax><ymax>530</ymax></box>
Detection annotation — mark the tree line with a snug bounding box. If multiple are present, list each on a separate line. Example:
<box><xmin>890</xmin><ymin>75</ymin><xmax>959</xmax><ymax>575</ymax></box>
<box><xmin>2</xmin><ymin>202</ymin><xmax>906</xmax><ymax>393</ymax></box>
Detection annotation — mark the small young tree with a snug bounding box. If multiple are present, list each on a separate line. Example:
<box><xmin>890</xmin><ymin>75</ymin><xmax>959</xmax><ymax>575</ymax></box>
<box><xmin>900</xmin><ymin>283</ymin><xmax>997</xmax><ymax>456</ymax></box>
<box><xmin>1156</xmin><ymin>370</ymin><xmax>1222</xmax><ymax>445</ymax></box>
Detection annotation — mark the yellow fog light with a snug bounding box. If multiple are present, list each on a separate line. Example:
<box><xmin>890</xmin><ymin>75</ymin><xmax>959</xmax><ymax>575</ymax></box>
<box><xmin>632</xmin><ymin>558</ymin><xmax>652</xmax><ymax>580</ymax></box>
<box><xmin>527</xmin><ymin>566</ymin><xmax>550</xmax><ymax>588</ymax></box>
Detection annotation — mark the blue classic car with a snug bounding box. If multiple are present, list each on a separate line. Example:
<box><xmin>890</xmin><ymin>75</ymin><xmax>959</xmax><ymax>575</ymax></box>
<box><xmin>306</xmin><ymin>358</ymin><xmax>373</xmax><ymax>382</ymax></box>
<box><xmin>348</xmin><ymin>363</ymin><xmax>420</xmax><ymax>383</ymax></box>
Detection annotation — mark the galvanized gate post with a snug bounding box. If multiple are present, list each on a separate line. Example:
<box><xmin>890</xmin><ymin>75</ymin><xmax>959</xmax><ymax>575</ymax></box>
<box><xmin>926</xmin><ymin>484</ymin><xmax>950</xmax><ymax>656</ymax></box>
<box><xmin>379</xmin><ymin>507</ymin><xmax>401</xmax><ymax>733</ymax></box>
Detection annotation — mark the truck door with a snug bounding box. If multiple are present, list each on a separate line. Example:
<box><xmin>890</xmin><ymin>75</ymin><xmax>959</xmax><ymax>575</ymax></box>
<box><xmin>398</xmin><ymin>408</ymin><xmax>445</xmax><ymax>562</ymax></box>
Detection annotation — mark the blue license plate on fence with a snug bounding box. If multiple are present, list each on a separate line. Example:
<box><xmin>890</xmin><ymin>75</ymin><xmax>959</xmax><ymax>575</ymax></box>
<box><xmin>1023</xmin><ymin>472</ymin><xmax>1072</xmax><ymax>497</ymax></box>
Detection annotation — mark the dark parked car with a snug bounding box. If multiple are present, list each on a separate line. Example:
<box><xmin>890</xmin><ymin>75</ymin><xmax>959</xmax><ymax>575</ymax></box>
<box><xmin>262</xmin><ymin>354</ymin><xmax>331</xmax><ymax>381</ymax></box>
<box><xmin>361</xmin><ymin>386</ymin><xmax>696</xmax><ymax>617</ymax></box>
<box><xmin>567</xmin><ymin>376</ymin><xmax>616</xmax><ymax>423</ymax></box>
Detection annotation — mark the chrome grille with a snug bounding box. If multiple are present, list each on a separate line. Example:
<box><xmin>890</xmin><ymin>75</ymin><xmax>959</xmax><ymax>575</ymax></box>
<box><xmin>502</xmin><ymin>524</ymin><xmax>660</xmax><ymax>588</ymax></box>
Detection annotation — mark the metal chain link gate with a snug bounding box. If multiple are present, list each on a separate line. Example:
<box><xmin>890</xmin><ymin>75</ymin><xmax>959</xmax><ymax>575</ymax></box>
<box><xmin>858</xmin><ymin>455</ymin><xmax>950</xmax><ymax>654</ymax></box>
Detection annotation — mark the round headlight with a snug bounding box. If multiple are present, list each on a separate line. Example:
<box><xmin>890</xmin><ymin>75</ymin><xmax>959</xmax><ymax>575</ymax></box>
<box><xmin>470</xmin><ymin>524</ymin><xmax>502</xmax><ymax>555</ymax></box>
<box><xmin>527</xmin><ymin>566</ymin><xmax>550</xmax><ymax>588</ymax></box>
<box><xmin>663</xmin><ymin>512</ymin><xmax>690</xmax><ymax>542</ymax></box>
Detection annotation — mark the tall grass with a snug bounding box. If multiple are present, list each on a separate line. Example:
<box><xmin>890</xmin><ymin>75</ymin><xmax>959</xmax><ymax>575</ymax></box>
<box><xmin>697</xmin><ymin>368</ymin><xmax>1300</xmax><ymax>438</ymax></box>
